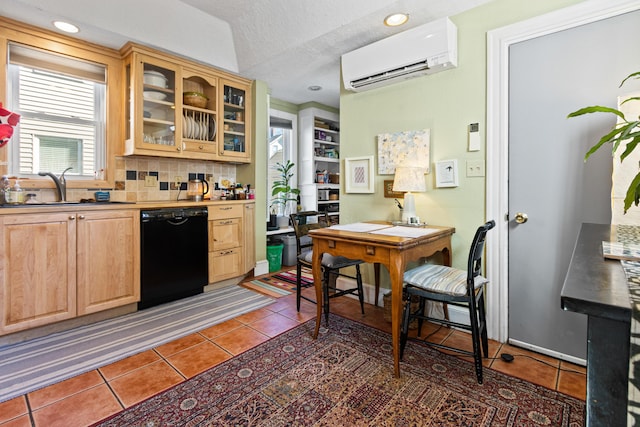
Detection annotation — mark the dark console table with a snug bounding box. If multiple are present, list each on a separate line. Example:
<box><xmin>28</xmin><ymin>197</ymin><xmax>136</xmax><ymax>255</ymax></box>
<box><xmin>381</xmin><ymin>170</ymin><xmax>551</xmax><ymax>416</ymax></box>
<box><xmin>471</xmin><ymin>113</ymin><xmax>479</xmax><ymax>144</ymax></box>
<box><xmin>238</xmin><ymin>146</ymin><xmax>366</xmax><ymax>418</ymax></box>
<box><xmin>561</xmin><ymin>223</ymin><xmax>631</xmax><ymax>427</ymax></box>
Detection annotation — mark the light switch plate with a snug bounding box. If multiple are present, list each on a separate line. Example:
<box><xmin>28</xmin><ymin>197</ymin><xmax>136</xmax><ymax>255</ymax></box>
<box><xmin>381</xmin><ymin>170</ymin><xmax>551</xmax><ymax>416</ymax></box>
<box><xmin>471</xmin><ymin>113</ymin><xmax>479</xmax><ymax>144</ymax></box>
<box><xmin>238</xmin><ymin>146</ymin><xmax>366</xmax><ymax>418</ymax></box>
<box><xmin>466</xmin><ymin>160</ymin><xmax>485</xmax><ymax>177</ymax></box>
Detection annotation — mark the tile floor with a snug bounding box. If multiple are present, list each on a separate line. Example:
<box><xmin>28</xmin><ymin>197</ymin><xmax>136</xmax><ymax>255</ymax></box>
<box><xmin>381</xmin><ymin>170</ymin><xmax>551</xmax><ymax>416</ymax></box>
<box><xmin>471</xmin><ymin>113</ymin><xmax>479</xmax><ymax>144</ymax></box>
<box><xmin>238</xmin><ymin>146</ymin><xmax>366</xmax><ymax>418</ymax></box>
<box><xmin>0</xmin><ymin>279</ymin><xmax>586</xmax><ymax>427</ymax></box>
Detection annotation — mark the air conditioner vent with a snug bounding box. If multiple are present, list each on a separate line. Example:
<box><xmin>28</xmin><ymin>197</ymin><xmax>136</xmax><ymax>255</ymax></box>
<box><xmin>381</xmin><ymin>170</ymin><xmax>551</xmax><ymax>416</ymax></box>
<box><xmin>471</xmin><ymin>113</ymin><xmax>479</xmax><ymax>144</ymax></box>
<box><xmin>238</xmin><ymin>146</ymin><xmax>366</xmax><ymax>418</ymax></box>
<box><xmin>350</xmin><ymin>60</ymin><xmax>430</xmax><ymax>89</ymax></box>
<box><xmin>342</xmin><ymin>17</ymin><xmax>457</xmax><ymax>92</ymax></box>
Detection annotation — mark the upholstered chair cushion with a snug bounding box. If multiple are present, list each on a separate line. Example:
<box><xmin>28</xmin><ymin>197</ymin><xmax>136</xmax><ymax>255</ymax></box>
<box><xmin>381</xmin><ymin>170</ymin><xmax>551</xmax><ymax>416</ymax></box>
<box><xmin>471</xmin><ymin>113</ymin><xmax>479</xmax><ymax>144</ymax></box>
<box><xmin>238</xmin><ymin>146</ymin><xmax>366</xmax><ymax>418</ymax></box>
<box><xmin>301</xmin><ymin>250</ymin><xmax>362</xmax><ymax>269</ymax></box>
<box><xmin>403</xmin><ymin>264</ymin><xmax>488</xmax><ymax>296</ymax></box>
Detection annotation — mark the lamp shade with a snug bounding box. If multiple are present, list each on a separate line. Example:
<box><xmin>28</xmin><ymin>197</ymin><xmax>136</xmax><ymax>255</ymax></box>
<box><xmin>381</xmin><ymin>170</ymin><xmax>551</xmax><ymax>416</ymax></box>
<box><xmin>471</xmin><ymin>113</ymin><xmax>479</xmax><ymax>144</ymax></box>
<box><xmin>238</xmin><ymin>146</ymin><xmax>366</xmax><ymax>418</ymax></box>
<box><xmin>392</xmin><ymin>167</ymin><xmax>426</xmax><ymax>193</ymax></box>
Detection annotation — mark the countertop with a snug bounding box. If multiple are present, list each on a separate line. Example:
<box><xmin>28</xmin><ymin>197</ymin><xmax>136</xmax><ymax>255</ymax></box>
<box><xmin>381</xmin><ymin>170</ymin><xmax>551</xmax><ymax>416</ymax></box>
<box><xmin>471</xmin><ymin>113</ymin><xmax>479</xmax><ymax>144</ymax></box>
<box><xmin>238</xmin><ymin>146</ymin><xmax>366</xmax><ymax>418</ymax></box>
<box><xmin>561</xmin><ymin>223</ymin><xmax>631</xmax><ymax>323</ymax></box>
<box><xmin>0</xmin><ymin>198</ymin><xmax>254</xmax><ymax>215</ymax></box>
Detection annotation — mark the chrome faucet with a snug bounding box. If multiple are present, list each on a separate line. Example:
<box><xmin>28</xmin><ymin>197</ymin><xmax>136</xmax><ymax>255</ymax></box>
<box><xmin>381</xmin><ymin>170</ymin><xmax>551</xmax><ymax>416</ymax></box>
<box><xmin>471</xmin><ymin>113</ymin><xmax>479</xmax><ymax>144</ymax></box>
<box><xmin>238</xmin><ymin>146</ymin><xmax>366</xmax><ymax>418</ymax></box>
<box><xmin>38</xmin><ymin>167</ymin><xmax>72</xmax><ymax>202</ymax></box>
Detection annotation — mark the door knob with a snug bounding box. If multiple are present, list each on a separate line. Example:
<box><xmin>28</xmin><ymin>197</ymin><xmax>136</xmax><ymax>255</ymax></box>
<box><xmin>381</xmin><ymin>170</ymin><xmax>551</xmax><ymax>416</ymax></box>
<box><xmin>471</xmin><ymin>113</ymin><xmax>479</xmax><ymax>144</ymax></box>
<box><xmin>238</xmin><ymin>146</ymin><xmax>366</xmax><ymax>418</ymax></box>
<box><xmin>514</xmin><ymin>212</ymin><xmax>528</xmax><ymax>224</ymax></box>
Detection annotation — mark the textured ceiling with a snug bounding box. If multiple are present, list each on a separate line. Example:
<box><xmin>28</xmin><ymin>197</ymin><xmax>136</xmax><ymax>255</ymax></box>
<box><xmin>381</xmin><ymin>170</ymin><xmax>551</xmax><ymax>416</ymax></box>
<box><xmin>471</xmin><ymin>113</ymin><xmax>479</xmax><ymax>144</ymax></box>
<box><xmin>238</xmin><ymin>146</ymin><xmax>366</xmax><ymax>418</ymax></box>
<box><xmin>0</xmin><ymin>0</ymin><xmax>491</xmax><ymax>108</ymax></box>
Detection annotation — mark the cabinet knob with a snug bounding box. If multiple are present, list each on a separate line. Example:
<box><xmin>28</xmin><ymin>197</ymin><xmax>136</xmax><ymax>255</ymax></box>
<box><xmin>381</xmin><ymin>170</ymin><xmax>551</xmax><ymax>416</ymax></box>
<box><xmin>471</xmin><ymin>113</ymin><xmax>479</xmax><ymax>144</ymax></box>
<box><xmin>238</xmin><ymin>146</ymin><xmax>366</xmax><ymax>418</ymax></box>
<box><xmin>78</xmin><ymin>215</ymin><xmax>86</xmax><ymax>220</ymax></box>
<box><xmin>199</xmin><ymin>145</ymin><xmax>204</xmax><ymax>150</ymax></box>
<box><xmin>69</xmin><ymin>215</ymin><xmax>76</xmax><ymax>220</ymax></box>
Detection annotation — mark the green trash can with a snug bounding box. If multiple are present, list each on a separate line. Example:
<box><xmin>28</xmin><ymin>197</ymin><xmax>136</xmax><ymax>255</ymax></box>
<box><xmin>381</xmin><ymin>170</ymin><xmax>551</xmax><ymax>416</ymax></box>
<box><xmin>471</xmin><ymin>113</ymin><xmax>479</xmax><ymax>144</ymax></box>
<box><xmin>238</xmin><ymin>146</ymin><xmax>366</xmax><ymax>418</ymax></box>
<box><xmin>266</xmin><ymin>243</ymin><xmax>284</xmax><ymax>272</ymax></box>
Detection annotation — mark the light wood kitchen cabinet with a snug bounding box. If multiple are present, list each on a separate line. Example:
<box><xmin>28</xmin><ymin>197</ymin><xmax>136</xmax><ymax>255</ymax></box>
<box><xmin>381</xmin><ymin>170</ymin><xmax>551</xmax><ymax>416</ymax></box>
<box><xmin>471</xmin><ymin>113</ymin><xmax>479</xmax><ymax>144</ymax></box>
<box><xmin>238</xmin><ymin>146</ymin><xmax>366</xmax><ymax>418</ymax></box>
<box><xmin>181</xmin><ymin>67</ymin><xmax>219</xmax><ymax>159</ymax></box>
<box><xmin>121</xmin><ymin>43</ymin><xmax>252</xmax><ymax>163</ymax></box>
<box><xmin>208</xmin><ymin>202</ymin><xmax>255</xmax><ymax>283</ymax></box>
<box><xmin>0</xmin><ymin>209</ymin><xmax>140</xmax><ymax>335</ymax></box>
<box><xmin>77</xmin><ymin>210</ymin><xmax>140</xmax><ymax>316</ymax></box>
<box><xmin>0</xmin><ymin>213</ymin><xmax>76</xmax><ymax>334</ymax></box>
<box><xmin>208</xmin><ymin>204</ymin><xmax>243</xmax><ymax>282</ymax></box>
<box><xmin>219</xmin><ymin>78</ymin><xmax>252</xmax><ymax>162</ymax></box>
<box><xmin>243</xmin><ymin>203</ymin><xmax>256</xmax><ymax>272</ymax></box>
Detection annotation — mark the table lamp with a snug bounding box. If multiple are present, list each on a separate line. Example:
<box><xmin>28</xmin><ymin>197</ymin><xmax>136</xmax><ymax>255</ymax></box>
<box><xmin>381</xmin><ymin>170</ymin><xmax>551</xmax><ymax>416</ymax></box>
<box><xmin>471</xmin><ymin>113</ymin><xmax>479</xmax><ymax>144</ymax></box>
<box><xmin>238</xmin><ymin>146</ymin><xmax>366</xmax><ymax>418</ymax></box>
<box><xmin>392</xmin><ymin>166</ymin><xmax>426</xmax><ymax>223</ymax></box>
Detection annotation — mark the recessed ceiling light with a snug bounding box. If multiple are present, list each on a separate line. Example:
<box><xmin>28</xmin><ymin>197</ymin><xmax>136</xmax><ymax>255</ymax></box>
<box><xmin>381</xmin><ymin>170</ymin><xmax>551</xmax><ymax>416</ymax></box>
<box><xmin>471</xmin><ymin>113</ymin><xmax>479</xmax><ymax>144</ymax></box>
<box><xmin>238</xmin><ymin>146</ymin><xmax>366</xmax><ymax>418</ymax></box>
<box><xmin>53</xmin><ymin>21</ymin><xmax>79</xmax><ymax>34</ymax></box>
<box><xmin>308</xmin><ymin>85</ymin><xmax>322</xmax><ymax>91</ymax></box>
<box><xmin>384</xmin><ymin>13</ymin><xmax>409</xmax><ymax>27</ymax></box>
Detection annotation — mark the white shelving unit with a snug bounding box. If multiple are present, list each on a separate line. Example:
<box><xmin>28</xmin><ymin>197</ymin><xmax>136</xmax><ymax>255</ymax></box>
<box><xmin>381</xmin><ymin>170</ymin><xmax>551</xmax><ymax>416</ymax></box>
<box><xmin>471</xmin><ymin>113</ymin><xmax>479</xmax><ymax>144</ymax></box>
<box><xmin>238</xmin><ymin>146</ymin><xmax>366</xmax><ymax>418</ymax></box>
<box><xmin>298</xmin><ymin>107</ymin><xmax>341</xmax><ymax>224</ymax></box>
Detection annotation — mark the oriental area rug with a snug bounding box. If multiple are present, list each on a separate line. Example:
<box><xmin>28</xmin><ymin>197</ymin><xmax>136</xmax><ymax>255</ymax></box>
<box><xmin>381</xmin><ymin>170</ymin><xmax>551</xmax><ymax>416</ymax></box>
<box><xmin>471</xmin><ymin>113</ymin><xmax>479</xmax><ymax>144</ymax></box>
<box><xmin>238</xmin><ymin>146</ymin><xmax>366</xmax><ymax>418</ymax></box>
<box><xmin>95</xmin><ymin>315</ymin><xmax>584</xmax><ymax>426</ymax></box>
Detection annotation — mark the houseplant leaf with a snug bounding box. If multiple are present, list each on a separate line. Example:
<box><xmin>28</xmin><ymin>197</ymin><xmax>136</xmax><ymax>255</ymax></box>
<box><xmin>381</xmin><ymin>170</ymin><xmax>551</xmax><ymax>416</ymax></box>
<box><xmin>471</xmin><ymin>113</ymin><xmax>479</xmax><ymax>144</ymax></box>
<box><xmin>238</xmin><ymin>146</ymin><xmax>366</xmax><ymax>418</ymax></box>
<box><xmin>568</xmin><ymin>71</ymin><xmax>640</xmax><ymax>213</ymax></box>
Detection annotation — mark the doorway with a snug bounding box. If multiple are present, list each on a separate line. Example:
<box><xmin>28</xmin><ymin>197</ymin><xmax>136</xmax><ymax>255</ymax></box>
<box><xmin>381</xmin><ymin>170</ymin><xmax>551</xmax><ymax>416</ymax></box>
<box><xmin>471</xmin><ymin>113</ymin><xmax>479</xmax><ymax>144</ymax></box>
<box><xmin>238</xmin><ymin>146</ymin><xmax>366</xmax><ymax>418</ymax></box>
<box><xmin>486</xmin><ymin>0</ymin><xmax>640</xmax><ymax>363</ymax></box>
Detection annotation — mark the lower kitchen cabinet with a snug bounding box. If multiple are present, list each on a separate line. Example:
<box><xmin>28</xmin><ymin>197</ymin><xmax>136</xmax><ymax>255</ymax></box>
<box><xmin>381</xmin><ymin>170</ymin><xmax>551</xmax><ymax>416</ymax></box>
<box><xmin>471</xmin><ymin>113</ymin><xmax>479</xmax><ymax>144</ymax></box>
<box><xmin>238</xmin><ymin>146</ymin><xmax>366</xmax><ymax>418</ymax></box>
<box><xmin>0</xmin><ymin>209</ymin><xmax>140</xmax><ymax>335</ymax></box>
<box><xmin>208</xmin><ymin>202</ymin><xmax>255</xmax><ymax>283</ymax></box>
<box><xmin>243</xmin><ymin>203</ymin><xmax>255</xmax><ymax>272</ymax></box>
<box><xmin>208</xmin><ymin>204</ymin><xmax>243</xmax><ymax>282</ymax></box>
<box><xmin>77</xmin><ymin>210</ymin><xmax>140</xmax><ymax>315</ymax></box>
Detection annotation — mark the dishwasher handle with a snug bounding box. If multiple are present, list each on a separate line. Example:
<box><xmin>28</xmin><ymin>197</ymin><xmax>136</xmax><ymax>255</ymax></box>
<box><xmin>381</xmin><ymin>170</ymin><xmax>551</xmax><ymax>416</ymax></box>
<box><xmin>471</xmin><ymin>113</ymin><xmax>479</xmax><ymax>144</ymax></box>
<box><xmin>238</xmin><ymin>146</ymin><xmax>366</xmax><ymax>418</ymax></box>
<box><xmin>167</xmin><ymin>217</ymin><xmax>189</xmax><ymax>226</ymax></box>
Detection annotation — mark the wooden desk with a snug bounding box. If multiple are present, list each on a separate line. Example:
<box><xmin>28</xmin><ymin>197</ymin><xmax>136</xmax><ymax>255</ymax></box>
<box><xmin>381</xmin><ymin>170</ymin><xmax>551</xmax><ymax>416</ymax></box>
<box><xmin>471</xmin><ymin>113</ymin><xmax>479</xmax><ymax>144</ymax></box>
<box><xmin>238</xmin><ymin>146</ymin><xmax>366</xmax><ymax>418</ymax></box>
<box><xmin>309</xmin><ymin>223</ymin><xmax>455</xmax><ymax>377</ymax></box>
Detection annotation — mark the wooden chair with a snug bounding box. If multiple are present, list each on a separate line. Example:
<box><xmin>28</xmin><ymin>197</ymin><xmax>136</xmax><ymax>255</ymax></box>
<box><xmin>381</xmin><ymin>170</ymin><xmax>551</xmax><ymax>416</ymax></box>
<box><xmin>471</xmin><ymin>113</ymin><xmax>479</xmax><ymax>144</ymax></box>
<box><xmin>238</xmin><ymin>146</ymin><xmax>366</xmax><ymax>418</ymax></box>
<box><xmin>400</xmin><ymin>220</ymin><xmax>495</xmax><ymax>384</ymax></box>
<box><xmin>290</xmin><ymin>211</ymin><xmax>365</xmax><ymax>322</ymax></box>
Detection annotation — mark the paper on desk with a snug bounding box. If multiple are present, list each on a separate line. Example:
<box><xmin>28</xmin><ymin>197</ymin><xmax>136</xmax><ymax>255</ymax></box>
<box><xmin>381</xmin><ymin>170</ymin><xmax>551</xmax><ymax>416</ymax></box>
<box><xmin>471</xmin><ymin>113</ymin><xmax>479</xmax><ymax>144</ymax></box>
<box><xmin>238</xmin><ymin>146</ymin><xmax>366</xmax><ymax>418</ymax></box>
<box><xmin>369</xmin><ymin>226</ymin><xmax>440</xmax><ymax>238</ymax></box>
<box><xmin>327</xmin><ymin>222</ymin><xmax>391</xmax><ymax>232</ymax></box>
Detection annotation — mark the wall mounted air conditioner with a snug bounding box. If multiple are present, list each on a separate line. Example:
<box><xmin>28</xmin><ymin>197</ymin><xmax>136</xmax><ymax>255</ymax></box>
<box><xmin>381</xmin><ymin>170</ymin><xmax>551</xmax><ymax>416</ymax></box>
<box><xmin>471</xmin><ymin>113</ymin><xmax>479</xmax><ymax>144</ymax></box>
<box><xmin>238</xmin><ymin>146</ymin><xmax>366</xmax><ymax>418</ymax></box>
<box><xmin>341</xmin><ymin>17</ymin><xmax>457</xmax><ymax>92</ymax></box>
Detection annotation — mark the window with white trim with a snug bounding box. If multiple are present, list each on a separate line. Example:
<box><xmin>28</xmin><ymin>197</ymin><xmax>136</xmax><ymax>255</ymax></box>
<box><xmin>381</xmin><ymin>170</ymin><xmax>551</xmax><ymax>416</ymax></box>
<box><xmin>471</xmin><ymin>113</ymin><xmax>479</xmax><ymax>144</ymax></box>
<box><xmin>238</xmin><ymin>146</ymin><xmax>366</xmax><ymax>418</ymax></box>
<box><xmin>7</xmin><ymin>43</ymin><xmax>106</xmax><ymax>179</ymax></box>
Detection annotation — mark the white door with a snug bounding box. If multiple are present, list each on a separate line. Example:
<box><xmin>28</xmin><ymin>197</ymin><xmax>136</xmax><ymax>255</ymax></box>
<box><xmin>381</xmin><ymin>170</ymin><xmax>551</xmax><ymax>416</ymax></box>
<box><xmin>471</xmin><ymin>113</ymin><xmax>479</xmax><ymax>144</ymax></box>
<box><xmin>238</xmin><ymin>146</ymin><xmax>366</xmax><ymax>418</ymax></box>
<box><xmin>507</xmin><ymin>10</ymin><xmax>640</xmax><ymax>360</ymax></box>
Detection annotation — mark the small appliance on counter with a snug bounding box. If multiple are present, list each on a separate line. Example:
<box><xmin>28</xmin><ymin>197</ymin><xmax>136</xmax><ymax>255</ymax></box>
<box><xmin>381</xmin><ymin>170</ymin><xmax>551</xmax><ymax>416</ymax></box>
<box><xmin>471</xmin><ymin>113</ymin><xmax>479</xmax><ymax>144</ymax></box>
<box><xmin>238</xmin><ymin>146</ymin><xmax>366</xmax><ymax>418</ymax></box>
<box><xmin>187</xmin><ymin>178</ymin><xmax>209</xmax><ymax>201</ymax></box>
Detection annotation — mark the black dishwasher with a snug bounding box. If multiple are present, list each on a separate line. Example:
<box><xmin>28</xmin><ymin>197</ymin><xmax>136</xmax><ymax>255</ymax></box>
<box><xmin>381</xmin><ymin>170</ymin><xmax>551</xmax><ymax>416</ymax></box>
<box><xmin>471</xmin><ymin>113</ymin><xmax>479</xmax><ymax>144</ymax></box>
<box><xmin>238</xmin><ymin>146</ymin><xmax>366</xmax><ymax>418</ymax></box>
<box><xmin>139</xmin><ymin>207</ymin><xmax>208</xmax><ymax>309</ymax></box>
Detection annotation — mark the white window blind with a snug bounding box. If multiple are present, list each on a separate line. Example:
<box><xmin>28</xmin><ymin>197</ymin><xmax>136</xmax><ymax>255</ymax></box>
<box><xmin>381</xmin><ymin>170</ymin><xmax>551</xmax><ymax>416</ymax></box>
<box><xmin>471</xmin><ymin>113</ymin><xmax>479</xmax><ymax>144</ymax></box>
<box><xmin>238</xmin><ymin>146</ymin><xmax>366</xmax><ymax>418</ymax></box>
<box><xmin>7</xmin><ymin>43</ymin><xmax>106</xmax><ymax>178</ymax></box>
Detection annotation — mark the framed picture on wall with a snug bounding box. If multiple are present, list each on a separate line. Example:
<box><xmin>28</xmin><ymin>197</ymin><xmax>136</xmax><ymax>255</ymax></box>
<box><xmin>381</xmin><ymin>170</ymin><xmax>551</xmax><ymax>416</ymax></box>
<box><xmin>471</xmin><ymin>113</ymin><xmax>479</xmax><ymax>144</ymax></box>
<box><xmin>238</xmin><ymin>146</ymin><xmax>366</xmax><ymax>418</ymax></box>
<box><xmin>345</xmin><ymin>156</ymin><xmax>374</xmax><ymax>193</ymax></box>
<box><xmin>377</xmin><ymin>129</ymin><xmax>431</xmax><ymax>174</ymax></box>
<box><xmin>435</xmin><ymin>159</ymin><xmax>459</xmax><ymax>188</ymax></box>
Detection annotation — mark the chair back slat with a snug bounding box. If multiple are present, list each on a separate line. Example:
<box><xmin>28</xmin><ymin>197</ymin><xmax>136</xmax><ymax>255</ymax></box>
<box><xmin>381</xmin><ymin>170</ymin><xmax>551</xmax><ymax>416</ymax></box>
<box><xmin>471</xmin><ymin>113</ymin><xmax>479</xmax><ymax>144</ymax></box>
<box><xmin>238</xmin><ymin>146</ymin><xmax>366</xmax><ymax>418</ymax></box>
<box><xmin>467</xmin><ymin>220</ymin><xmax>496</xmax><ymax>288</ymax></box>
<box><xmin>290</xmin><ymin>211</ymin><xmax>329</xmax><ymax>255</ymax></box>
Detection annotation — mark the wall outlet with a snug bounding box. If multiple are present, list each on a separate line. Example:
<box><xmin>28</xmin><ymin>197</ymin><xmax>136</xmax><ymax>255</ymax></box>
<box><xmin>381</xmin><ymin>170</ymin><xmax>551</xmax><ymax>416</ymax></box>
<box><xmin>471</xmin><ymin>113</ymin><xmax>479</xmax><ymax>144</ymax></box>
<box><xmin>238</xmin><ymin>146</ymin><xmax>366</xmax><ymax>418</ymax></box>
<box><xmin>466</xmin><ymin>160</ymin><xmax>485</xmax><ymax>177</ymax></box>
<box><xmin>144</xmin><ymin>175</ymin><xmax>157</xmax><ymax>187</ymax></box>
<box><xmin>174</xmin><ymin>175</ymin><xmax>183</xmax><ymax>188</ymax></box>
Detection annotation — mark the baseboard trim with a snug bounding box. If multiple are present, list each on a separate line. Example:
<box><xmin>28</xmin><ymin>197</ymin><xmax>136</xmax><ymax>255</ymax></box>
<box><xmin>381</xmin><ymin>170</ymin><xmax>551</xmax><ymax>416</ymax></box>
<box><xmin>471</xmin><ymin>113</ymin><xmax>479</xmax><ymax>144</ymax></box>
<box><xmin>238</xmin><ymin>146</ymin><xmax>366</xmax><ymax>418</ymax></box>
<box><xmin>508</xmin><ymin>338</ymin><xmax>586</xmax><ymax>366</ymax></box>
<box><xmin>254</xmin><ymin>259</ymin><xmax>269</xmax><ymax>276</ymax></box>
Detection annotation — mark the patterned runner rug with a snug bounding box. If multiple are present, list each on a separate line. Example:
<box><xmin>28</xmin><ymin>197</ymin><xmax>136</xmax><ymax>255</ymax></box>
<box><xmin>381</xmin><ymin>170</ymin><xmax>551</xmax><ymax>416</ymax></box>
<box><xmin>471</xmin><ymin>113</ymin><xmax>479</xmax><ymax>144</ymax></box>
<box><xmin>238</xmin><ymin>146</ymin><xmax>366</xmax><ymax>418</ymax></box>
<box><xmin>273</xmin><ymin>267</ymin><xmax>314</xmax><ymax>286</ymax></box>
<box><xmin>240</xmin><ymin>267</ymin><xmax>315</xmax><ymax>298</ymax></box>
<box><xmin>96</xmin><ymin>314</ymin><xmax>584</xmax><ymax>426</ymax></box>
<box><xmin>0</xmin><ymin>285</ymin><xmax>274</xmax><ymax>403</ymax></box>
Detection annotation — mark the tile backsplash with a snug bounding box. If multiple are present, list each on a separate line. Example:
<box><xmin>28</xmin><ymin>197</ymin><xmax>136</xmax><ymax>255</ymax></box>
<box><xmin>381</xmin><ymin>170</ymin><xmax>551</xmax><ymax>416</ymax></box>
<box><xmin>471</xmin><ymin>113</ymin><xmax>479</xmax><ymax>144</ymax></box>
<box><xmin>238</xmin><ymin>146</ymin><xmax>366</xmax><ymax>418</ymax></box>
<box><xmin>37</xmin><ymin>157</ymin><xmax>237</xmax><ymax>203</ymax></box>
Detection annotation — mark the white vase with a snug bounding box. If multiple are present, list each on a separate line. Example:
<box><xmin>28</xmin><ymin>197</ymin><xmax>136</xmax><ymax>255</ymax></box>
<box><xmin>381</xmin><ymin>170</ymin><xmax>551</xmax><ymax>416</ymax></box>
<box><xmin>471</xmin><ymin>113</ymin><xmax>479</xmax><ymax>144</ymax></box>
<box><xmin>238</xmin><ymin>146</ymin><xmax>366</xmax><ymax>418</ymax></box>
<box><xmin>277</xmin><ymin>215</ymin><xmax>289</xmax><ymax>229</ymax></box>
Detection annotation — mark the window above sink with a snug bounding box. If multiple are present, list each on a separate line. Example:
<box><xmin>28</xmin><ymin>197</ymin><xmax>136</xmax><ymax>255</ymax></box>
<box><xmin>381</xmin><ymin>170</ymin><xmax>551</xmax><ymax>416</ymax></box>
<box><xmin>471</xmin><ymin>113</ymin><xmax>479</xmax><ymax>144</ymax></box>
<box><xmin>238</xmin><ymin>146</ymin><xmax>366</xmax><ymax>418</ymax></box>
<box><xmin>0</xmin><ymin>18</ymin><xmax>123</xmax><ymax>191</ymax></box>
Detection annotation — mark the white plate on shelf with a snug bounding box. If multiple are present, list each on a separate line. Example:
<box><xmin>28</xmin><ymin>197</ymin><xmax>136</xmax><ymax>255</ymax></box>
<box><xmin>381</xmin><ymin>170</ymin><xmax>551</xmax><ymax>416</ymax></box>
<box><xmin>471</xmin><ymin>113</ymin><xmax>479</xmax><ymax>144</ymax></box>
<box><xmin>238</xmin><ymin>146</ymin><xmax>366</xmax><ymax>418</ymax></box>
<box><xmin>182</xmin><ymin>115</ymin><xmax>187</xmax><ymax>138</ymax></box>
<box><xmin>209</xmin><ymin>116</ymin><xmax>217</xmax><ymax>141</ymax></box>
<box><xmin>143</xmin><ymin>91</ymin><xmax>167</xmax><ymax>101</ymax></box>
<box><xmin>193</xmin><ymin>117</ymin><xmax>200</xmax><ymax>139</ymax></box>
<box><xmin>186</xmin><ymin>116</ymin><xmax>193</xmax><ymax>138</ymax></box>
<box><xmin>143</xmin><ymin>71</ymin><xmax>168</xmax><ymax>88</ymax></box>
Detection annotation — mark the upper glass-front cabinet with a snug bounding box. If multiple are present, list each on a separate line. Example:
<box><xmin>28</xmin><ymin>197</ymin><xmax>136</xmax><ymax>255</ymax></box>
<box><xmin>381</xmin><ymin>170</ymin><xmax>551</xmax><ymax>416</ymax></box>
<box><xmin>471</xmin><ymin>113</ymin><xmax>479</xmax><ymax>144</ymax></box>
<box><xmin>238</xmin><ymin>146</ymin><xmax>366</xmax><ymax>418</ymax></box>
<box><xmin>124</xmin><ymin>53</ymin><xmax>179</xmax><ymax>154</ymax></box>
<box><xmin>122</xmin><ymin>43</ymin><xmax>251</xmax><ymax>162</ymax></box>
<box><xmin>220</xmin><ymin>79</ymin><xmax>251</xmax><ymax>161</ymax></box>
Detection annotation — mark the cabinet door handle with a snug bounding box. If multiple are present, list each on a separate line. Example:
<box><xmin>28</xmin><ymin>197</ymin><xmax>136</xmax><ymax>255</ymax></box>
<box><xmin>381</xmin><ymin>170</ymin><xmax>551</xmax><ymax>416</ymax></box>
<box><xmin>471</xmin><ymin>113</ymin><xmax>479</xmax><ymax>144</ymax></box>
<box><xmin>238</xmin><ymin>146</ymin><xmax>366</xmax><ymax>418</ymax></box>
<box><xmin>221</xmin><ymin>207</ymin><xmax>232</xmax><ymax>210</ymax></box>
<box><xmin>199</xmin><ymin>145</ymin><xmax>204</xmax><ymax>150</ymax></box>
<box><xmin>69</xmin><ymin>215</ymin><xmax>76</xmax><ymax>220</ymax></box>
<box><xmin>219</xmin><ymin>220</ymin><xmax>233</xmax><ymax>225</ymax></box>
<box><xmin>78</xmin><ymin>215</ymin><xmax>86</xmax><ymax>220</ymax></box>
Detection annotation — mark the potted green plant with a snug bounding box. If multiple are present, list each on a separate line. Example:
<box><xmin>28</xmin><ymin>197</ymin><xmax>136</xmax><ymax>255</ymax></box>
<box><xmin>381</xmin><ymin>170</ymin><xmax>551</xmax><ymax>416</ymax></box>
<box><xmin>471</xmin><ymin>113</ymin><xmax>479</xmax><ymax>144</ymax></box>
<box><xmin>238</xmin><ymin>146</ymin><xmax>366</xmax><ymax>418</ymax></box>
<box><xmin>270</xmin><ymin>160</ymin><xmax>300</xmax><ymax>226</ymax></box>
<box><xmin>568</xmin><ymin>71</ymin><xmax>640</xmax><ymax>213</ymax></box>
